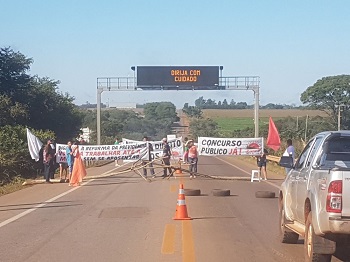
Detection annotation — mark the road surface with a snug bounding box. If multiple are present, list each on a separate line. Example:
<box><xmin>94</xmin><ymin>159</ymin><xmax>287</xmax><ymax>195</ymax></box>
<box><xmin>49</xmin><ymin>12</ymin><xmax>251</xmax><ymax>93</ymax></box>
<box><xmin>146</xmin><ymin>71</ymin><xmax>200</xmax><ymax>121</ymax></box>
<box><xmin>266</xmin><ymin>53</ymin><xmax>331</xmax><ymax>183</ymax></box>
<box><xmin>0</xmin><ymin>156</ymin><xmax>349</xmax><ymax>261</ymax></box>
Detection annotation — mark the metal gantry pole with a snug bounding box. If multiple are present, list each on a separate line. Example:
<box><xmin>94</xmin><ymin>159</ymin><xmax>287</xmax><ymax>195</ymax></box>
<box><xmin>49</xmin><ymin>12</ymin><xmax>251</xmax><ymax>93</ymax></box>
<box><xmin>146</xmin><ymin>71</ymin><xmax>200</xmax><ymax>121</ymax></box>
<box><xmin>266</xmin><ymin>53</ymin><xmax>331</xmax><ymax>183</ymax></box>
<box><xmin>254</xmin><ymin>86</ymin><xmax>260</xmax><ymax>138</ymax></box>
<box><xmin>97</xmin><ymin>87</ymin><xmax>102</xmax><ymax>145</ymax></box>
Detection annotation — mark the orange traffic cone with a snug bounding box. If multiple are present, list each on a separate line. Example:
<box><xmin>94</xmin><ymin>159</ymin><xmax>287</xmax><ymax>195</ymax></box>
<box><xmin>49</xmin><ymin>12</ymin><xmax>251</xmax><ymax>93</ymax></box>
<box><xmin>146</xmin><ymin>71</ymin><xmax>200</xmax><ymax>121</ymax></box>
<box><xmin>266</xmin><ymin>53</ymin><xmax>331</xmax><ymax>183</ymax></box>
<box><xmin>173</xmin><ymin>184</ymin><xmax>192</xmax><ymax>220</ymax></box>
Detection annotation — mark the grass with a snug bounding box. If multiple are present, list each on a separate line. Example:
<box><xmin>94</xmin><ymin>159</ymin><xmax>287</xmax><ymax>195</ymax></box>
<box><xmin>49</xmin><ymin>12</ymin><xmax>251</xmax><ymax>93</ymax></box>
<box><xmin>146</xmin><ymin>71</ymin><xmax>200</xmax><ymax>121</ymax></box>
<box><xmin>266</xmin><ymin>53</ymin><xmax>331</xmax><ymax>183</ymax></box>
<box><xmin>203</xmin><ymin>109</ymin><xmax>328</xmax><ymax>134</ymax></box>
<box><xmin>0</xmin><ymin>177</ymin><xmax>29</xmax><ymax>196</ymax></box>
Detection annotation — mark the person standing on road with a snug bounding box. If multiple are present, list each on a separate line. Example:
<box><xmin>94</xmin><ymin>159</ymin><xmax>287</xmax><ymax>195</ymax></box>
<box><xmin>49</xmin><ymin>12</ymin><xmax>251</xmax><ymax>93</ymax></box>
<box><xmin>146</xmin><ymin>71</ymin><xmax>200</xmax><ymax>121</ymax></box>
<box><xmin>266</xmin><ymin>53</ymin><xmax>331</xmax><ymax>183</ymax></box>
<box><xmin>161</xmin><ymin>138</ymin><xmax>172</xmax><ymax>178</ymax></box>
<box><xmin>69</xmin><ymin>141</ymin><xmax>87</xmax><ymax>186</ymax></box>
<box><xmin>256</xmin><ymin>148</ymin><xmax>268</xmax><ymax>180</ymax></box>
<box><xmin>65</xmin><ymin>141</ymin><xmax>74</xmax><ymax>183</ymax></box>
<box><xmin>283</xmin><ymin>139</ymin><xmax>295</xmax><ymax>174</ymax></box>
<box><xmin>183</xmin><ymin>137</ymin><xmax>189</xmax><ymax>163</ymax></box>
<box><xmin>142</xmin><ymin>136</ymin><xmax>155</xmax><ymax>178</ymax></box>
<box><xmin>188</xmin><ymin>140</ymin><xmax>198</xmax><ymax>179</ymax></box>
<box><xmin>43</xmin><ymin>139</ymin><xmax>55</xmax><ymax>183</ymax></box>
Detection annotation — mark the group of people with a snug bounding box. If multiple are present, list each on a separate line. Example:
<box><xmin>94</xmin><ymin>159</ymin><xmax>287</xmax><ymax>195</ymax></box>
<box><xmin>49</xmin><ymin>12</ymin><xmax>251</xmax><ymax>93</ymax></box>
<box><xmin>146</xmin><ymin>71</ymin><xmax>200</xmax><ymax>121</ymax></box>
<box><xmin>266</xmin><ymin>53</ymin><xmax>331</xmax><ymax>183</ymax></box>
<box><xmin>141</xmin><ymin>136</ymin><xmax>198</xmax><ymax>179</ymax></box>
<box><xmin>42</xmin><ymin>139</ymin><xmax>86</xmax><ymax>186</ymax></box>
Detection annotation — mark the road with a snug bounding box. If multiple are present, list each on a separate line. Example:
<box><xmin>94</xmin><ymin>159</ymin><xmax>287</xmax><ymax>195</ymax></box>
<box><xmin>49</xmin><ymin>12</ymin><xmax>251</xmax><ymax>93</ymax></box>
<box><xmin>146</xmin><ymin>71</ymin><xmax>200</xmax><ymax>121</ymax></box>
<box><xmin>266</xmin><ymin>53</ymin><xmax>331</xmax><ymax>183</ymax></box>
<box><xmin>0</xmin><ymin>156</ymin><xmax>348</xmax><ymax>262</ymax></box>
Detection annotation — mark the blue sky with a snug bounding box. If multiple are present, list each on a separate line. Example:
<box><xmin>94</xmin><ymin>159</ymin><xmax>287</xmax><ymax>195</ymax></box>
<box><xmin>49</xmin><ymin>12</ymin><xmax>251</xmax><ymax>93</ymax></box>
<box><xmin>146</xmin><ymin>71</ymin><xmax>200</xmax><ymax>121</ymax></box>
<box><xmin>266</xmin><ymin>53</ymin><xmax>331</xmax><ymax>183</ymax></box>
<box><xmin>1</xmin><ymin>0</ymin><xmax>349</xmax><ymax>108</ymax></box>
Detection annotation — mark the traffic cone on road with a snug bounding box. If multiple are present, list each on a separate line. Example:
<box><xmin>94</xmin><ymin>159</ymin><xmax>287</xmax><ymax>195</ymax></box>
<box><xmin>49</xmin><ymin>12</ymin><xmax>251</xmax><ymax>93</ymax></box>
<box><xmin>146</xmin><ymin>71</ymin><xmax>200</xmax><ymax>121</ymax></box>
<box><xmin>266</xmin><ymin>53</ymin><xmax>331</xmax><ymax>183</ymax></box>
<box><xmin>173</xmin><ymin>183</ymin><xmax>192</xmax><ymax>220</ymax></box>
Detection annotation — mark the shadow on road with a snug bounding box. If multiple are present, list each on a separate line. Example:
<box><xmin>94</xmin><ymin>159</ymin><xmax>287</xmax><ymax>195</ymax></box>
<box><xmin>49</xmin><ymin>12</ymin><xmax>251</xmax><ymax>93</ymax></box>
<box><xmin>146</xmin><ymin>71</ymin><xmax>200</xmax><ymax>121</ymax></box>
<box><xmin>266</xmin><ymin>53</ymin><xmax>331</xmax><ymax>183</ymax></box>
<box><xmin>0</xmin><ymin>203</ymin><xmax>82</xmax><ymax>212</ymax></box>
<box><xmin>192</xmin><ymin>216</ymin><xmax>237</xmax><ymax>220</ymax></box>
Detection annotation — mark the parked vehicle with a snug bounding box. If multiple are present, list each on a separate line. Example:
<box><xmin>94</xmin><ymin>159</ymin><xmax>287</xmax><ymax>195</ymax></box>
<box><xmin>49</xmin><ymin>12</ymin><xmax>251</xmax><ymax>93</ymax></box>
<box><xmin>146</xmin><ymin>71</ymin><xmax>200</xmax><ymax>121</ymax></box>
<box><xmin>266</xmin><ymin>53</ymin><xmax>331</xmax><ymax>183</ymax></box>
<box><xmin>279</xmin><ymin>131</ymin><xmax>350</xmax><ymax>262</ymax></box>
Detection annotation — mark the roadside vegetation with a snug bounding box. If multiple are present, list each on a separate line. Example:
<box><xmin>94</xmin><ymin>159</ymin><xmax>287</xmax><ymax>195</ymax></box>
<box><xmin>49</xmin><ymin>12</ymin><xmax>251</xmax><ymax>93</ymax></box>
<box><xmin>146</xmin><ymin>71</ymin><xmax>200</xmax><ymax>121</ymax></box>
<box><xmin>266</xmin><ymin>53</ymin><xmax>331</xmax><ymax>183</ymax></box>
<box><xmin>0</xmin><ymin>47</ymin><xmax>179</xmax><ymax>188</ymax></box>
<box><xmin>1</xmin><ymin>46</ymin><xmax>350</xmax><ymax>189</ymax></box>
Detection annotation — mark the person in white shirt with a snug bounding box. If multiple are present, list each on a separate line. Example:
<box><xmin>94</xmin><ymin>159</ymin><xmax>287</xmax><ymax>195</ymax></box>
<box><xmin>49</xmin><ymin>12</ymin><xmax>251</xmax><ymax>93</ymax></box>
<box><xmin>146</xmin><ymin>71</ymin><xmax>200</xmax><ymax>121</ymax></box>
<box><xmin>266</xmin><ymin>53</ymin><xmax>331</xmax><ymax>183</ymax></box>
<box><xmin>283</xmin><ymin>139</ymin><xmax>295</xmax><ymax>174</ymax></box>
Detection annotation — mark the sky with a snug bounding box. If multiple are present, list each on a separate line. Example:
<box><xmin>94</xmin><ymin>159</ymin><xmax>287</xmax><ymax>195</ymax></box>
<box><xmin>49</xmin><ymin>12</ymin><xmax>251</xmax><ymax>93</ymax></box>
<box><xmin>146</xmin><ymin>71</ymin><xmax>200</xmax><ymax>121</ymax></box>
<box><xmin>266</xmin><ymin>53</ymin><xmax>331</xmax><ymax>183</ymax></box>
<box><xmin>1</xmin><ymin>0</ymin><xmax>350</xmax><ymax>108</ymax></box>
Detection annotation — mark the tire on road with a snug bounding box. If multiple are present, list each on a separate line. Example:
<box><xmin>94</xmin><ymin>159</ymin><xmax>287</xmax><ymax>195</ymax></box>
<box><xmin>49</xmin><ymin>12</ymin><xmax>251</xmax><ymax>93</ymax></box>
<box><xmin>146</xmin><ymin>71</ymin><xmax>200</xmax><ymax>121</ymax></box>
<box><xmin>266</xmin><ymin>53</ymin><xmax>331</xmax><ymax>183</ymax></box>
<box><xmin>255</xmin><ymin>191</ymin><xmax>275</xmax><ymax>198</ymax></box>
<box><xmin>304</xmin><ymin>213</ymin><xmax>332</xmax><ymax>262</ymax></box>
<box><xmin>279</xmin><ymin>204</ymin><xmax>299</xmax><ymax>244</ymax></box>
<box><xmin>212</xmin><ymin>189</ymin><xmax>230</xmax><ymax>196</ymax></box>
<box><xmin>184</xmin><ymin>189</ymin><xmax>201</xmax><ymax>196</ymax></box>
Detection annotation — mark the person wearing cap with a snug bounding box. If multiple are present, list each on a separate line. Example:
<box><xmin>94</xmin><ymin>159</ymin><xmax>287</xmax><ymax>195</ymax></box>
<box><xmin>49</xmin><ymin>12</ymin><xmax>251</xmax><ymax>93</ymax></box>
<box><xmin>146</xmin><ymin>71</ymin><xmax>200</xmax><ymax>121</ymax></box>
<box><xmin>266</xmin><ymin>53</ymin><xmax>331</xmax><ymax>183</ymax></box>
<box><xmin>161</xmin><ymin>138</ymin><xmax>172</xmax><ymax>178</ymax></box>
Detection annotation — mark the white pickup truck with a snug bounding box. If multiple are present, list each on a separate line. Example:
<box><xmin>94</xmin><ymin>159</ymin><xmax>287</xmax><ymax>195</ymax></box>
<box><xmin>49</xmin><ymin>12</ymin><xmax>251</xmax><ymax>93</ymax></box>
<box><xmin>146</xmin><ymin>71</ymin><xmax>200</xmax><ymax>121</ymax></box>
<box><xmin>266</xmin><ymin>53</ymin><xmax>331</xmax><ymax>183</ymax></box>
<box><xmin>279</xmin><ymin>131</ymin><xmax>350</xmax><ymax>262</ymax></box>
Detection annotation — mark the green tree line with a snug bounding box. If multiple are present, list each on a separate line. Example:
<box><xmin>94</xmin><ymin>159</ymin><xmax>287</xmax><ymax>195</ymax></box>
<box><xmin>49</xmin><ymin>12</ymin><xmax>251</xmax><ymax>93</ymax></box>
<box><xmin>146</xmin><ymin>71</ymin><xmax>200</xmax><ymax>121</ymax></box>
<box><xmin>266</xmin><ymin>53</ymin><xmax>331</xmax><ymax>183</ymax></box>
<box><xmin>81</xmin><ymin>102</ymin><xmax>178</xmax><ymax>144</ymax></box>
<box><xmin>0</xmin><ymin>47</ymin><xmax>83</xmax><ymax>184</ymax></box>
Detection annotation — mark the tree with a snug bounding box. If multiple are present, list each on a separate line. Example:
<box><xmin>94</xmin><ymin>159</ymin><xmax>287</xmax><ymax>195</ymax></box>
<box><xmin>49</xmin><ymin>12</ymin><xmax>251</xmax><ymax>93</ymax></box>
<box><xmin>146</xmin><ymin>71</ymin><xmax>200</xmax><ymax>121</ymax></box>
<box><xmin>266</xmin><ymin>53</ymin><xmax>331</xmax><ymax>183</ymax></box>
<box><xmin>144</xmin><ymin>102</ymin><xmax>177</xmax><ymax>122</ymax></box>
<box><xmin>0</xmin><ymin>94</ymin><xmax>28</xmax><ymax>125</ymax></box>
<box><xmin>0</xmin><ymin>47</ymin><xmax>83</xmax><ymax>141</ymax></box>
<box><xmin>195</xmin><ymin>96</ymin><xmax>206</xmax><ymax>108</ymax></box>
<box><xmin>0</xmin><ymin>47</ymin><xmax>32</xmax><ymax>98</ymax></box>
<box><xmin>189</xmin><ymin>118</ymin><xmax>219</xmax><ymax>138</ymax></box>
<box><xmin>23</xmin><ymin>77</ymin><xmax>83</xmax><ymax>141</ymax></box>
<box><xmin>300</xmin><ymin>75</ymin><xmax>350</xmax><ymax>129</ymax></box>
<box><xmin>182</xmin><ymin>106</ymin><xmax>203</xmax><ymax>119</ymax></box>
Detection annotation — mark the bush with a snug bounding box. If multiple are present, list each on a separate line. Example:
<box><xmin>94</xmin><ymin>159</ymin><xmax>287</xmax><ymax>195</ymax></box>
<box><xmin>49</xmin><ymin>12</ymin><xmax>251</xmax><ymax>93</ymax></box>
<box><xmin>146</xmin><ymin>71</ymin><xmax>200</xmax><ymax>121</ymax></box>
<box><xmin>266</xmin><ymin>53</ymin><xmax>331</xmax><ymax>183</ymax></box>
<box><xmin>0</xmin><ymin>125</ymin><xmax>54</xmax><ymax>184</ymax></box>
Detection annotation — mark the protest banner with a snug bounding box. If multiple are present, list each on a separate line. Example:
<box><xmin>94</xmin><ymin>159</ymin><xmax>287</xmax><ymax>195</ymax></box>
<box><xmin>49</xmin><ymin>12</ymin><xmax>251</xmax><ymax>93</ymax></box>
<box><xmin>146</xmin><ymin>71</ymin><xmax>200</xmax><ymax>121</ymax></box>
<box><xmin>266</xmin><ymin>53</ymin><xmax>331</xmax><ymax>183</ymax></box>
<box><xmin>122</xmin><ymin>137</ymin><xmax>183</xmax><ymax>160</ymax></box>
<box><xmin>56</xmin><ymin>144</ymin><xmax>67</xmax><ymax>163</ymax></box>
<box><xmin>79</xmin><ymin>143</ymin><xmax>147</xmax><ymax>161</ymax></box>
<box><xmin>56</xmin><ymin>142</ymin><xmax>148</xmax><ymax>162</ymax></box>
<box><xmin>198</xmin><ymin>137</ymin><xmax>264</xmax><ymax>156</ymax></box>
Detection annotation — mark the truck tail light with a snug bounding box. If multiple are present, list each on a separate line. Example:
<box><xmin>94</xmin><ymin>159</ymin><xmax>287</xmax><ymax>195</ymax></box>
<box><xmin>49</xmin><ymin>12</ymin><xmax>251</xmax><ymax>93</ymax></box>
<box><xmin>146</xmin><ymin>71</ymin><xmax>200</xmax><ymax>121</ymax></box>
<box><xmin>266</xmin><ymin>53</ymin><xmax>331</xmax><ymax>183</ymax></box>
<box><xmin>326</xmin><ymin>180</ymin><xmax>342</xmax><ymax>213</ymax></box>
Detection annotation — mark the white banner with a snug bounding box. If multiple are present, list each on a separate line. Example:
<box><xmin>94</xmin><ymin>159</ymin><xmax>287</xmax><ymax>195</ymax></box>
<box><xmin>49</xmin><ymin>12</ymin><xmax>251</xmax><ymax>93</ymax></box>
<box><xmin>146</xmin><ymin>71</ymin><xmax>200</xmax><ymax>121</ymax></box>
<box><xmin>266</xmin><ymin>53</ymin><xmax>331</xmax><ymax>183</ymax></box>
<box><xmin>122</xmin><ymin>137</ymin><xmax>183</xmax><ymax>160</ymax></box>
<box><xmin>56</xmin><ymin>143</ymin><xmax>148</xmax><ymax>162</ymax></box>
<box><xmin>26</xmin><ymin>128</ymin><xmax>43</xmax><ymax>162</ymax></box>
<box><xmin>198</xmin><ymin>137</ymin><xmax>264</xmax><ymax>156</ymax></box>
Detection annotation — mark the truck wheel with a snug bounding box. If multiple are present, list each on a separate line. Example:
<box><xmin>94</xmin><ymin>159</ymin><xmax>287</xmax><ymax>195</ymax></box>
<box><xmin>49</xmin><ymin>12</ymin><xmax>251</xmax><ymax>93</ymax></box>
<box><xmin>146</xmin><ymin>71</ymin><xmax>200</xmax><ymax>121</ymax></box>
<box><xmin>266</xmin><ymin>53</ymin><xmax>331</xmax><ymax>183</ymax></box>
<box><xmin>304</xmin><ymin>213</ymin><xmax>332</xmax><ymax>262</ymax></box>
<box><xmin>279</xmin><ymin>204</ymin><xmax>298</xmax><ymax>244</ymax></box>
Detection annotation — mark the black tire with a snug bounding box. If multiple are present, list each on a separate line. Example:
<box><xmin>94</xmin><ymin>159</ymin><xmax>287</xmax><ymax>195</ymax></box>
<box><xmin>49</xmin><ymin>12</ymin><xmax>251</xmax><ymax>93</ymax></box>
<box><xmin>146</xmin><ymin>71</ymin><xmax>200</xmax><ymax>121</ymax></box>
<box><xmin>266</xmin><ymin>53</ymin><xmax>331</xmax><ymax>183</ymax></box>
<box><xmin>255</xmin><ymin>191</ymin><xmax>275</xmax><ymax>198</ymax></box>
<box><xmin>279</xmin><ymin>204</ymin><xmax>299</xmax><ymax>244</ymax></box>
<box><xmin>304</xmin><ymin>213</ymin><xmax>332</xmax><ymax>262</ymax></box>
<box><xmin>184</xmin><ymin>189</ymin><xmax>201</xmax><ymax>196</ymax></box>
<box><xmin>212</xmin><ymin>189</ymin><xmax>230</xmax><ymax>196</ymax></box>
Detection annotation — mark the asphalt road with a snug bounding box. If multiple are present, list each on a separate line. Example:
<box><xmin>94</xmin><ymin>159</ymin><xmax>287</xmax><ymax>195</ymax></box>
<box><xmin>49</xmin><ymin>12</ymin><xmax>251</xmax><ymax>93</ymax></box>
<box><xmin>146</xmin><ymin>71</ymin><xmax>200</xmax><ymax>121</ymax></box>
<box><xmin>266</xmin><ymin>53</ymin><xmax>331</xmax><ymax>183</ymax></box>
<box><xmin>0</xmin><ymin>156</ymin><xmax>348</xmax><ymax>262</ymax></box>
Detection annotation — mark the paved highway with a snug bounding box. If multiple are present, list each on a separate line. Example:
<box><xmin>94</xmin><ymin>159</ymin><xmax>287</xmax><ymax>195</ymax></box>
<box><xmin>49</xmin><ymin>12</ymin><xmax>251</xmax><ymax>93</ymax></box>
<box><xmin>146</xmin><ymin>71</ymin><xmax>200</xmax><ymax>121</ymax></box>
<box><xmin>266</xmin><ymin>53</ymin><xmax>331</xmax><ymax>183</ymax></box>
<box><xmin>0</xmin><ymin>156</ymin><xmax>348</xmax><ymax>261</ymax></box>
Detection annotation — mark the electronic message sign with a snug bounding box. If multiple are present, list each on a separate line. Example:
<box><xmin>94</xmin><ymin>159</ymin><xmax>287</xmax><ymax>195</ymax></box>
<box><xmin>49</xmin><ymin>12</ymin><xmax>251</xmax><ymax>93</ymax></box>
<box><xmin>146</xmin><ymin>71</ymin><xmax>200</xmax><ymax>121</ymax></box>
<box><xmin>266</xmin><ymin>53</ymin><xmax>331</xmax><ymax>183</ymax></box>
<box><xmin>136</xmin><ymin>66</ymin><xmax>219</xmax><ymax>89</ymax></box>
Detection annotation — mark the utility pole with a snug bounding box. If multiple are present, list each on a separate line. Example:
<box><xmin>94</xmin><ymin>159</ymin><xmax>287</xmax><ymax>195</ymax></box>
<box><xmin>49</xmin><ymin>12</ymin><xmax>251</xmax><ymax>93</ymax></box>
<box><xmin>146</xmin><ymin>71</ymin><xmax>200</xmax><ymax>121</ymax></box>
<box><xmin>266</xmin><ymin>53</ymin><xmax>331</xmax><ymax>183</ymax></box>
<box><xmin>337</xmin><ymin>104</ymin><xmax>345</xmax><ymax>131</ymax></box>
<box><xmin>305</xmin><ymin>115</ymin><xmax>308</xmax><ymax>142</ymax></box>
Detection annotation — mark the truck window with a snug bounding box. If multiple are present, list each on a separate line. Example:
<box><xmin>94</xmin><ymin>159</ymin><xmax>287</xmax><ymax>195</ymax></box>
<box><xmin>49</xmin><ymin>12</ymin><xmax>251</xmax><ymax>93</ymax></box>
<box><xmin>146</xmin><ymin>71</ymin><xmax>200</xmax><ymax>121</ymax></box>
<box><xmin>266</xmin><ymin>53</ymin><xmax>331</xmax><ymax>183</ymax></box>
<box><xmin>305</xmin><ymin>137</ymin><xmax>323</xmax><ymax>167</ymax></box>
<box><xmin>294</xmin><ymin>139</ymin><xmax>313</xmax><ymax>169</ymax></box>
<box><xmin>319</xmin><ymin>136</ymin><xmax>350</xmax><ymax>168</ymax></box>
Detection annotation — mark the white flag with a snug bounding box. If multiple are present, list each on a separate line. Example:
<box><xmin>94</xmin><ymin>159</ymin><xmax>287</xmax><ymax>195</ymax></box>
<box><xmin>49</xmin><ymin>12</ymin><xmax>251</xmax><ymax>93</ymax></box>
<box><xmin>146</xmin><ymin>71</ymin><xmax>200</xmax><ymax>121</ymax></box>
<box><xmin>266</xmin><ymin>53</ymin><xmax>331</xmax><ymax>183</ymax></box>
<box><xmin>26</xmin><ymin>128</ymin><xmax>43</xmax><ymax>162</ymax></box>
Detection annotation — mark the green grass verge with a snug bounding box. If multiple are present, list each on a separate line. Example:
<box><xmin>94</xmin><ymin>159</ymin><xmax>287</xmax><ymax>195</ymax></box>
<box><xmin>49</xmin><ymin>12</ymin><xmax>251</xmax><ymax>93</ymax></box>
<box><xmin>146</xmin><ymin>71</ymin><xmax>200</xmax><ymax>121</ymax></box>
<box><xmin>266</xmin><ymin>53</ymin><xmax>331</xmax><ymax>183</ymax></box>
<box><xmin>0</xmin><ymin>177</ymin><xmax>28</xmax><ymax>196</ymax></box>
<box><xmin>214</xmin><ymin>117</ymin><xmax>272</xmax><ymax>135</ymax></box>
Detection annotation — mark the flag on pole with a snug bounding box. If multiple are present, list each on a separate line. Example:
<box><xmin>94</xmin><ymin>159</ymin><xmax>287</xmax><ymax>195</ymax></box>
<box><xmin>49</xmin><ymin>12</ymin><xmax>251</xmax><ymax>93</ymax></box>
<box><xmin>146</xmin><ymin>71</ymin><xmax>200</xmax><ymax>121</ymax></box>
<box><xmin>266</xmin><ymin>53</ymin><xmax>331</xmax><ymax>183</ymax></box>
<box><xmin>26</xmin><ymin>128</ymin><xmax>43</xmax><ymax>161</ymax></box>
<box><xmin>266</xmin><ymin>117</ymin><xmax>281</xmax><ymax>151</ymax></box>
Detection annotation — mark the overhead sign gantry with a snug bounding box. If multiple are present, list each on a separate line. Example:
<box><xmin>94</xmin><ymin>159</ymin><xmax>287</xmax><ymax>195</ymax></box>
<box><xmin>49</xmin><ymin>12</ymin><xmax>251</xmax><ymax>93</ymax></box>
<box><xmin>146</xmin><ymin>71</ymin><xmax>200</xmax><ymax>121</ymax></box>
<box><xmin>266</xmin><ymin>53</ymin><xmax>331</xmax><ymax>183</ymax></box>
<box><xmin>96</xmin><ymin>66</ymin><xmax>260</xmax><ymax>144</ymax></box>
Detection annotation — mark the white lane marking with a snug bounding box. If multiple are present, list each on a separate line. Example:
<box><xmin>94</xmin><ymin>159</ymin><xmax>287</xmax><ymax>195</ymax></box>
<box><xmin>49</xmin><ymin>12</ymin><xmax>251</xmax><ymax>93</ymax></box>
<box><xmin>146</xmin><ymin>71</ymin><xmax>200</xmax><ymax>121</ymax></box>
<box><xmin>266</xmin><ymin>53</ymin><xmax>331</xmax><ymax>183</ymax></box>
<box><xmin>0</xmin><ymin>165</ymin><xmax>121</xmax><ymax>229</ymax></box>
<box><xmin>215</xmin><ymin>157</ymin><xmax>281</xmax><ymax>190</ymax></box>
<box><xmin>0</xmin><ymin>179</ymin><xmax>94</xmax><ymax>229</ymax></box>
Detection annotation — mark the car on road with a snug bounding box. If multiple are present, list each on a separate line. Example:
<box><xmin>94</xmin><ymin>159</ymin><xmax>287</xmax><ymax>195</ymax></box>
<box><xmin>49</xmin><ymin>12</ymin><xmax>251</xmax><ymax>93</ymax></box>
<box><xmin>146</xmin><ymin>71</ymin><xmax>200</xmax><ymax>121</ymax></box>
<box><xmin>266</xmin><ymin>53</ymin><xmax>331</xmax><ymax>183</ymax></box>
<box><xmin>278</xmin><ymin>131</ymin><xmax>350</xmax><ymax>262</ymax></box>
